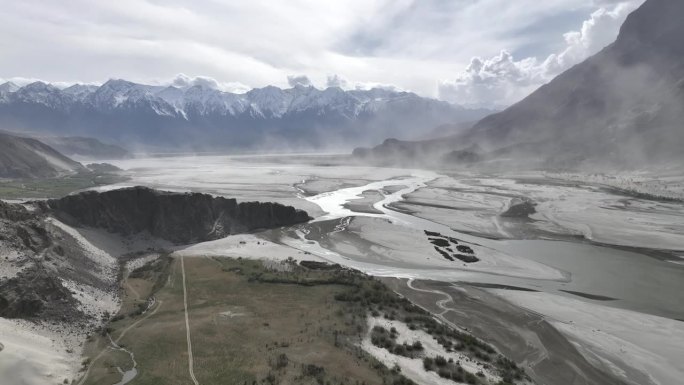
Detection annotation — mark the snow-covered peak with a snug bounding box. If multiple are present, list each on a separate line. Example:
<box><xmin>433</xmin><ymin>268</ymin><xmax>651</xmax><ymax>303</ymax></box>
<box><xmin>99</xmin><ymin>78</ymin><xmax>137</xmax><ymax>91</ymax></box>
<box><xmin>13</xmin><ymin>82</ymin><xmax>71</xmax><ymax>108</ymax></box>
<box><xmin>155</xmin><ymin>86</ymin><xmax>185</xmax><ymax>108</ymax></box>
<box><xmin>16</xmin><ymin>81</ymin><xmax>60</xmax><ymax>94</ymax></box>
<box><xmin>246</xmin><ymin>85</ymin><xmax>288</xmax><ymax>100</ymax></box>
<box><xmin>62</xmin><ymin>84</ymin><xmax>98</xmax><ymax>101</ymax></box>
<box><xmin>156</xmin><ymin>85</ymin><xmax>247</xmax><ymax>116</ymax></box>
<box><xmin>349</xmin><ymin>87</ymin><xmax>407</xmax><ymax>102</ymax></box>
<box><xmin>288</xmin><ymin>86</ymin><xmax>344</xmax><ymax>113</ymax></box>
<box><xmin>88</xmin><ymin>79</ymin><xmax>159</xmax><ymax>109</ymax></box>
<box><xmin>246</xmin><ymin>86</ymin><xmax>293</xmax><ymax>117</ymax></box>
<box><xmin>0</xmin><ymin>78</ymin><xmax>476</xmax><ymax>122</ymax></box>
<box><xmin>0</xmin><ymin>82</ymin><xmax>19</xmax><ymax>102</ymax></box>
<box><xmin>0</xmin><ymin>81</ymin><xmax>19</xmax><ymax>93</ymax></box>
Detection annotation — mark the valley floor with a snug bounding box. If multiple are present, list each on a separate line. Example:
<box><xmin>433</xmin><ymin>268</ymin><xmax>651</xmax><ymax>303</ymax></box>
<box><xmin>80</xmin><ymin>255</ymin><xmax>520</xmax><ymax>385</ymax></box>
<box><xmin>1</xmin><ymin>153</ymin><xmax>683</xmax><ymax>385</ymax></box>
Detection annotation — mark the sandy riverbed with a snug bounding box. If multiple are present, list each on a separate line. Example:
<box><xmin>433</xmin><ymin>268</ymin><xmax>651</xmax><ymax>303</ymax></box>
<box><xmin>0</xmin><ymin>318</ymin><xmax>85</xmax><ymax>385</ymax></box>
<box><xmin>4</xmin><ymin>154</ymin><xmax>680</xmax><ymax>385</ymax></box>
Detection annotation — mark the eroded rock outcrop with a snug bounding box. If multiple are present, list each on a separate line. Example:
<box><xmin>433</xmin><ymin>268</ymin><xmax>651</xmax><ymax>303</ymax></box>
<box><xmin>0</xmin><ymin>187</ymin><xmax>311</xmax><ymax>325</ymax></box>
<box><xmin>501</xmin><ymin>199</ymin><xmax>536</xmax><ymax>219</ymax></box>
<box><xmin>0</xmin><ymin>200</ymin><xmax>116</xmax><ymax>324</ymax></box>
<box><xmin>0</xmin><ymin>266</ymin><xmax>84</xmax><ymax>320</ymax></box>
<box><xmin>0</xmin><ymin>200</ymin><xmax>32</xmax><ymax>221</ymax></box>
<box><xmin>47</xmin><ymin>186</ymin><xmax>312</xmax><ymax>244</ymax></box>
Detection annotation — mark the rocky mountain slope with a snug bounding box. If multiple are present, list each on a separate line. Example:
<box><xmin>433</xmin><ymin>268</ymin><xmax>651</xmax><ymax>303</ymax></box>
<box><xmin>1</xmin><ymin>187</ymin><xmax>310</xmax><ymax>323</ymax></box>
<box><xmin>0</xmin><ymin>132</ymin><xmax>84</xmax><ymax>178</ymax></box>
<box><xmin>38</xmin><ymin>136</ymin><xmax>130</xmax><ymax>159</ymax></box>
<box><xmin>0</xmin><ymin>80</ymin><xmax>491</xmax><ymax>150</ymax></box>
<box><xmin>0</xmin><ymin>200</ymin><xmax>117</xmax><ymax>324</ymax></box>
<box><xmin>356</xmin><ymin>0</ymin><xmax>684</xmax><ymax>169</ymax></box>
<box><xmin>0</xmin><ymin>187</ymin><xmax>311</xmax><ymax>385</ymax></box>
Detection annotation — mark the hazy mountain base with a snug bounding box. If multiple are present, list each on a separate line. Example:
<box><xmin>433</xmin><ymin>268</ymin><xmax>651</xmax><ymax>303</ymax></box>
<box><xmin>0</xmin><ymin>132</ymin><xmax>84</xmax><ymax>179</ymax></box>
<box><xmin>37</xmin><ymin>136</ymin><xmax>130</xmax><ymax>160</ymax></box>
<box><xmin>354</xmin><ymin>0</ymin><xmax>684</xmax><ymax>171</ymax></box>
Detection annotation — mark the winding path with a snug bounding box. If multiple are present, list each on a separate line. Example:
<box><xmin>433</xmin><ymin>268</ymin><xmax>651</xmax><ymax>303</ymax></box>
<box><xmin>404</xmin><ymin>279</ymin><xmax>552</xmax><ymax>374</ymax></box>
<box><xmin>406</xmin><ymin>279</ymin><xmax>467</xmax><ymax>318</ymax></box>
<box><xmin>77</xmin><ymin>299</ymin><xmax>163</xmax><ymax>385</ymax></box>
<box><xmin>181</xmin><ymin>255</ymin><xmax>200</xmax><ymax>385</ymax></box>
<box><xmin>77</xmin><ymin>256</ymin><xmax>172</xmax><ymax>385</ymax></box>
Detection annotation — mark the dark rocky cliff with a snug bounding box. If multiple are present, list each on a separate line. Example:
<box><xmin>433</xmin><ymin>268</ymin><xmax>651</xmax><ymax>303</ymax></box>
<box><xmin>0</xmin><ymin>267</ymin><xmax>83</xmax><ymax>320</ymax></box>
<box><xmin>1</xmin><ymin>187</ymin><xmax>311</xmax><ymax>322</ymax></box>
<box><xmin>47</xmin><ymin>186</ymin><xmax>312</xmax><ymax>244</ymax></box>
<box><xmin>0</xmin><ymin>199</ymin><xmax>32</xmax><ymax>221</ymax></box>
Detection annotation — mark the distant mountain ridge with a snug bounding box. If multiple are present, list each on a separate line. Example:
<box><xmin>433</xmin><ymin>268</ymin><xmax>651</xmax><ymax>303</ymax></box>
<box><xmin>0</xmin><ymin>79</ymin><xmax>491</xmax><ymax>151</ymax></box>
<box><xmin>356</xmin><ymin>0</ymin><xmax>684</xmax><ymax>169</ymax></box>
<box><xmin>37</xmin><ymin>136</ymin><xmax>130</xmax><ymax>159</ymax></box>
<box><xmin>464</xmin><ymin>0</ymin><xmax>684</xmax><ymax>167</ymax></box>
<box><xmin>0</xmin><ymin>132</ymin><xmax>84</xmax><ymax>178</ymax></box>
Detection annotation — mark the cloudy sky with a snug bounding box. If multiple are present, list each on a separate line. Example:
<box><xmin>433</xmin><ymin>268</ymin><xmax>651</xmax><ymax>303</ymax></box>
<box><xmin>0</xmin><ymin>0</ymin><xmax>644</xmax><ymax>108</ymax></box>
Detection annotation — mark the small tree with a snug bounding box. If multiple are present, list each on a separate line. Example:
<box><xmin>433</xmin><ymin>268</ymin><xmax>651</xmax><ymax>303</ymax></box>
<box><xmin>423</xmin><ymin>357</ymin><xmax>434</xmax><ymax>370</ymax></box>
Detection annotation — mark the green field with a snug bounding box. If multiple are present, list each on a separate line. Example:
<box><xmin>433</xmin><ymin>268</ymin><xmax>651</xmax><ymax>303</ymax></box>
<box><xmin>0</xmin><ymin>171</ymin><xmax>127</xmax><ymax>200</ymax></box>
<box><xmin>79</xmin><ymin>256</ymin><xmax>416</xmax><ymax>385</ymax></box>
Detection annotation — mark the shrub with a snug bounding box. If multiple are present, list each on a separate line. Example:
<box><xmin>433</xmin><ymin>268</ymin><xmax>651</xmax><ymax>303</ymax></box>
<box><xmin>465</xmin><ymin>372</ymin><xmax>478</xmax><ymax>384</ymax></box>
<box><xmin>302</xmin><ymin>364</ymin><xmax>325</xmax><ymax>378</ymax></box>
<box><xmin>275</xmin><ymin>353</ymin><xmax>288</xmax><ymax>369</ymax></box>
<box><xmin>437</xmin><ymin>368</ymin><xmax>451</xmax><ymax>379</ymax></box>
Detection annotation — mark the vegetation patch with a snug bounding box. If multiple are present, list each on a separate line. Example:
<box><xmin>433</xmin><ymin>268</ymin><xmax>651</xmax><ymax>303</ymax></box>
<box><xmin>370</xmin><ymin>325</ymin><xmax>424</xmax><ymax>358</ymax></box>
<box><xmin>423</xmin><ymin>355</ymin><xmax>482</xmax><ymax>384</ymax></box>
<box><xmin>82</xmin><ymin>257</ymin><xmax>420</xmax><ymax>385</ymax></box>
<box><xmin>334</xmin><ymin>270</ymin><xmax>529</xmax><ymax>384</ymax></box>
<box><xmin>80</xmin><ymin>256</ymin><xmax>527</xmax><ymax>385</ymax></box>
<box><xmin>0</xmin><ymin>170</ymin><xmax>127</xmax><ymax>199</ymax></box>
<box><xmin>424</xmin><ymin>230</ymin><xmax>480</xmax><ymax>263</ymax></box>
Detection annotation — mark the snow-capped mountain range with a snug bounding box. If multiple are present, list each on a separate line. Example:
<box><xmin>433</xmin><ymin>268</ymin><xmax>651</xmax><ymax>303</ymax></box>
<box><xmin>0</xmin><ymin>79</ymin><xmax>492</xmax><ymax>150</ymax></box>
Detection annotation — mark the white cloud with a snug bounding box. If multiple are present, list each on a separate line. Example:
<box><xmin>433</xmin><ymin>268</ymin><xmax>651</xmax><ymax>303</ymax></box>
<box><xmin>541</xmin><ymin>2</ymin><xmax>640</xmax><ymax>75</ymax></box>
<box><xmin>167</xmin><ymin>73</ymin><xmax>250</xmax><ymax>93</ymax></box>
<box><xmin>171</xmin><ymin>74</ymin><xmax>221</xmax><ymax>90</ymax></box>
<box><xmin>0</xmin><ymin>77</ymin><xmax>98</xmax><ymax>89</ymax></box>
<box><xmin>439</xmin><ymin>51</ymin><xmax>544</xmax><ymax>109</ymax></box>
<box><xmin>325</xmin><ymin>74</ymin><xmax>402</xmax><ymax>92</ymax></box>
<box><xmin>439</xmin><ymin>1</ymin><xmax>643</xmax><ymax>108</ymax></box>
<box><xmin>287</xmin><ymin>75</ymin><xmax>313</xmax><ymax>87</ymax></box>
<box><xmin>326</xmin><ymin>74</ymin><xmax>348</xmax><ymax>88</ymax></box>
<box><xmin>353</xmin><ymin>82</ymin><xmax>404</xmax><ymax>92</ymax></box>
<box><xmin>0</xmin><ymin>0</ymin><xmax>644</xmax><ymax>106</ymax></box>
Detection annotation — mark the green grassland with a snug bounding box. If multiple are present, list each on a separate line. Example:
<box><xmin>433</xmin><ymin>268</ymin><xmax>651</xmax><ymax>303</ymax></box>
<box><xmin>0</xmin><ymin>171</ymin><xmax>127</xmax><ymax>200</ymax></box>
<box><xmin>79</xmin><ymin>255</ymin><xmax>527</xmax><ymax>385</ymax></box>
<box><xmin>80</xmin><ymin>256</ymin><xmax>416</xmax><ymax>385</ymax></box>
